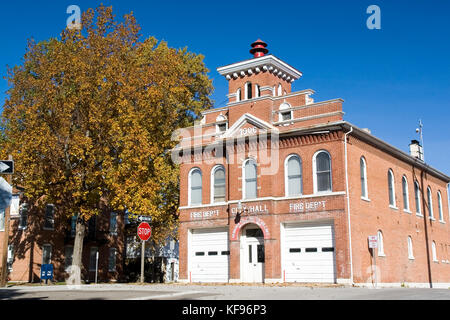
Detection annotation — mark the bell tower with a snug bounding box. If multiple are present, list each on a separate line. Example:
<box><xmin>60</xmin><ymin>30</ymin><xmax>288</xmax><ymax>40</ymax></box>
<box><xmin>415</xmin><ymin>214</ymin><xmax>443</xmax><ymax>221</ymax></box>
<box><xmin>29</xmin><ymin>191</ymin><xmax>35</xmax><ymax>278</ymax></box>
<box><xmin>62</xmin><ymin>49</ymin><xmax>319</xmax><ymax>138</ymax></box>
<box><xmin>217</xmin><ymin>40</ymin><xmax>303</xmax><ymax>104</ymax></box>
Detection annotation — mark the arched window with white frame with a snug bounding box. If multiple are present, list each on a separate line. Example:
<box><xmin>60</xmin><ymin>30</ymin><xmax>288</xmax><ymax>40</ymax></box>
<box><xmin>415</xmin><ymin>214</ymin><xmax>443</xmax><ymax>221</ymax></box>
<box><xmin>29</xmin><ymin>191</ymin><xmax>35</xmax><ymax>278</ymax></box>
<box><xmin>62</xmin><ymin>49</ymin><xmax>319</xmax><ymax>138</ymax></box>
<box><xmin>285</xmin><ymin>154</ymin><xmax>302</xmax><ymax>196</ymax></box>
<box><xmin>313</xmin><ymin>150</ymin><xmax>332</xmax><ymax>193</ymax></box>
<box><xmin>427</xmin><ymin>187</ymin><xmax>434</xmax><ymax>219</ymax></box>
<box><xmin>415</xmin><ymin>181</ymin><xmax>422</xmax><ymax>215</ymax></box>
<box><xmin>277</xmin><ymin>83</ymin><xmax>282</xmax><ymax>96</ymax></box>
<box><xmin>407</xmin><ymin>236</ymin><xmax>414</xmax><ymax>259</ymax></box>
<box><xmin>211</xmin><ymin>165</ymin><xmax>226</xmax><ymax>203</ymax></box>
<box><xmin>388</xmin><ymin>169</ymin><xmax>396</xmax><ymax>207</ymax></box>
<box><xmin>245</xmin><ymin>82</ymin><xmax>252</xmax><ymax>100</ymax></box>
<box><xmin>360</xmin><ymin>157</ymin><xmax>368</xmax><ymax>199</ymax></box>
<box><xmin>236</xmin><ymin>88</ymin><xmax>241</xmax><ymax>102</ymax></box>
<box><xmin>437</xmin><ymin>191</ymin><xmax>444</xmax><ymax>222</ymax></box>
<box><xmin>432</xmin><ymin>241</ymin><xmax>438</xmax><ymax>262</ymax></box>
<box><xmin>377</xmin><ymin>230</ymin><xmax>385</xmax><ymax>256</ymax></box>
<box><xmin>243</xmin><ymin>158</ymin><xmax>257</xmax><ymax>199</ymax></box>
<box><xmin>188</xmin><ymin>168</ymin><xmax>202</xmax><ymax>206</ymax></box>
<box><xmin>255</xmin><ymin>84</ymin><xmax>260</xmax><ymax>98</ymax></box>
<box><xmin>402</xmin><ymin>176</ymin><xmax>410</xmax><ymax>212</ymax></box>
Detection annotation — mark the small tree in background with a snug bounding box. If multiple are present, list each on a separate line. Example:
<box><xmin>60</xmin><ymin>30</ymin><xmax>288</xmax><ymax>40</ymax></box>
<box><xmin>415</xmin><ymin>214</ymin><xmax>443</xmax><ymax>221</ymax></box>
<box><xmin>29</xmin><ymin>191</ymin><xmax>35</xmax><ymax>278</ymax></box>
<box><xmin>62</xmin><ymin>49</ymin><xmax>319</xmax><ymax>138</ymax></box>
<box><xmin>0</xmin><ymin>5</ymin><xmax>212</xmax><ymax>283</ymax></box>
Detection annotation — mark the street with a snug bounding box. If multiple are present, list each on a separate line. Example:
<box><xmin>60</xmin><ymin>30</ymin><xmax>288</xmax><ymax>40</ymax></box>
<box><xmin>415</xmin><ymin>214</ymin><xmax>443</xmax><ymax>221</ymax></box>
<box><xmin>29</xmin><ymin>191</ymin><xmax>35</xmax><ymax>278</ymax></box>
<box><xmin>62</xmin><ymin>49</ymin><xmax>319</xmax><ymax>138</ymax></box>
<box><xmin>0</xmin><ymin>283</ymin><xmax>449</xmax><ymax>300</ymax></box>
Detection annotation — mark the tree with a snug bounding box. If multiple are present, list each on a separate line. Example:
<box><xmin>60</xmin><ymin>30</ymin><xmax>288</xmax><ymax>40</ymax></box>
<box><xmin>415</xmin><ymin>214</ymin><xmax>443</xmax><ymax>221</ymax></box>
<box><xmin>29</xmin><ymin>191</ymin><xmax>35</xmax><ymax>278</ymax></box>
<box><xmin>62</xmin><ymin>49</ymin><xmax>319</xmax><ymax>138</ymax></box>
<box><xmin>0</xmin><ymin>5</ymin><xmax>212</xmax><ymax>283</ymax></box>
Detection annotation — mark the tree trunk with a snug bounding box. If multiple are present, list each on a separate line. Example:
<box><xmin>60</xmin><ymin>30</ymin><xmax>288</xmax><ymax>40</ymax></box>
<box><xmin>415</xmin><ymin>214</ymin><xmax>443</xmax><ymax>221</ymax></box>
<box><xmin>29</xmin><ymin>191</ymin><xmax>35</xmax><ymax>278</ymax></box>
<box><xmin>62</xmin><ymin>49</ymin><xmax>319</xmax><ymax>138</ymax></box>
<box><xmin>67</xmin><ymin>217</ymin><xmax>86</xmax><ymax>286</ymax></box>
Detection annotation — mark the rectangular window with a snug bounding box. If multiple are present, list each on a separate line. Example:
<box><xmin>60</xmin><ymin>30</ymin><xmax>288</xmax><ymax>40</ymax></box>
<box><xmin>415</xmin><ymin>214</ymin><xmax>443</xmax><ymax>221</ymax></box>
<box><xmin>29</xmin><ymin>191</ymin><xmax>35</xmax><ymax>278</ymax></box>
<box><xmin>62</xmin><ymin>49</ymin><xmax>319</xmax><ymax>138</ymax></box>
<box><xmin>221</xmin><ymin>251</ymin><xmax>230</xmax><ymax>255</ymax></box>
<box><xmin>195</xmin><ymin>252</ymin><xmax>205</xmax><ymax>256</ymax></box>
<box><xmin>0</xmin><ymin>209</ymin><xmax>5</xmax><ymax>231</ymax></box>
<box><xmin>248</xmin><ymin>245</ymin><xmax>252</xmax><ymax>263</ymax></box>
<box><xmin>322</xmin><ymin>247</ymin><xmax>335</xmax><ymax>252</ymax></box>
<box><xmin>89</xmin><ymin>247</ymin><xmax>98</xmax><ymax>271</ymax></box>
<box><xmin>19</xmin><ymin>203</ymin><xmax>28</xmax><ymax>230</ymax></box>
<box><xmin>281</xmin><ymin>111</ymin><xmax>292</xmax><ymax>121</ymax></box>
<box><xmin>44</xmin><ymin>204</ymin><xmax>55</xmax><ymax>230</ymax></box>
<box><xmin>217</xmin><ymin>123</ymin><xmax>227</xmax><ymax>133</ymax></box>
<box><xmin>109</xmin><ymin>248</ymin><xmax>116</xmax><ymax>272</ymax></box>
<box><xmin>257</xmin><ymin>245</ymin><xmax>265</xmax><ymax>263</ymax></box>
<box><xmin>42</xmin><ymin>244</ymin><xmax>52</xmax><ymax>265</ymax></box>
<box><xmin>110</xmin><ymin>212</ymin><xmax>117</xmax><ymax>235</ymax></box>
<box><xmin>305</xmin><ymin>248</ymin><xmax>318</xmax><ymax>253</ymax></box>
<box><xmin>65</xmin><ymin>246</ymin><xmax>73</xmax><ymax>271</ymax></box>
<box><xmin>88</xmin><ymin>216</ymin><xmax>96</xmax><ymax>239</ymax></box>
<box><xmin>208</xmin><ymin>251</ymin><xmax>218</xmax><ymax>256</ymax></box>
<box><xmin>289</xmin><ymin>248</ymin><xmax>301</xmax><ymax>253</ymax></box>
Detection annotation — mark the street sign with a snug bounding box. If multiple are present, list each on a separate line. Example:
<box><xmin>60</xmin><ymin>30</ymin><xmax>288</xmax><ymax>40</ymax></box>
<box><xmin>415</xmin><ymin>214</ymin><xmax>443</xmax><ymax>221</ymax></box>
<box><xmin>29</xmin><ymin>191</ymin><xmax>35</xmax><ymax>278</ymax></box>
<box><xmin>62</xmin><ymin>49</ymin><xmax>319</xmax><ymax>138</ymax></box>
<box><xmin>0</xmin><ymin>161</ymin><xmax>13</xmax><ymax>174</ymax></box>
<box><xmin>138</xmin><ymin>215</ymin><xmax>152</xmax><ymax>222</ymax></box>
<box><xmin>368</xmin><ymin>235</ymin><xmax>378</xmax><ymax>248</ymax></box>
<box><xmin>137</xmin><ymin>222</ymin><xmax>152</xmax><ymax>241</ymax></box>
<box><xmin>0</xmin><ymin>177</ymin><xmax>12</xmax><ymax>210</ymax></box>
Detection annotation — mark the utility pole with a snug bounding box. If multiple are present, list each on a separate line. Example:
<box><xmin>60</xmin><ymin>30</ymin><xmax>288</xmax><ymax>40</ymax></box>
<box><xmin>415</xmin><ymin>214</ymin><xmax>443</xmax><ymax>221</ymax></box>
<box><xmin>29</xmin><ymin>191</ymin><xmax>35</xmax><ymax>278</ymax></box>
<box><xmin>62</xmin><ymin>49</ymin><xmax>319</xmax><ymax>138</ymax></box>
<box><xmin>0</xmin><ymin>155</ymin><xmax>13</xmax><ymax>287</ymax></box>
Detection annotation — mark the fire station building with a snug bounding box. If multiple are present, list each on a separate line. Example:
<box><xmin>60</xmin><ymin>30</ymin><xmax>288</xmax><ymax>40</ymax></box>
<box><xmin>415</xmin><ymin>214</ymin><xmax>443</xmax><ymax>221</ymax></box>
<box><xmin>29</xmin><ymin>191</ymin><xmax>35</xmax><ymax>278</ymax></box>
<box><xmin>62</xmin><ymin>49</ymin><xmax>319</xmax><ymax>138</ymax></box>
<box><xmin>174</xmin><ymin>40</ymin><xmax>450</xmax><ymax>287</ymax></box>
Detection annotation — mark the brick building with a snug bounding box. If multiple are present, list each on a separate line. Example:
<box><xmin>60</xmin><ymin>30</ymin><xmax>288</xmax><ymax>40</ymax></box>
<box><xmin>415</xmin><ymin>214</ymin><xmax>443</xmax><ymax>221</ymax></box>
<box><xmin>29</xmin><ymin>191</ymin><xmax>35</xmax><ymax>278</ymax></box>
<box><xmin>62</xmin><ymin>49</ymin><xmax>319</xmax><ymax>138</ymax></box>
<box><xmin>0</xmin><ymin>189</ymin><xmax>125</xmax><ymax>283</ymax></box>
<box><xmin>174</xmin><ymin>40</ymin><xmax>450</xmax><ymax>287</ymax></box>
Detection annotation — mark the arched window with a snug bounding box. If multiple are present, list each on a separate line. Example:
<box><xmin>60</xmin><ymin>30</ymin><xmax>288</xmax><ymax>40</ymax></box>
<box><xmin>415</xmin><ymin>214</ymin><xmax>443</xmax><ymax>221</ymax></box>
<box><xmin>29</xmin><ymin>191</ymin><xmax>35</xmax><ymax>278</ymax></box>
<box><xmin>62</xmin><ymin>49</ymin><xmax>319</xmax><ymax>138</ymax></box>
<box><xmin>273</xmin><ymin>86</ymin><xmax>276</xmax><ymax>97</ymax></box>
<box><xmin>360</xmin><ymin>157</ymin><xmax>368</xmax><ymax>198</ymax></box>
<box><xmin>245</xmin><ymin>82</ymin><xmax>252</xmax><ymax>100</ymax></box>
<box><xmin>255</xmin><ymin>84</ymin><xmax>260</xmax><ymax>98</ymax></box>
<box><xmin>377</xmin><ymin>230</ymin><xmax>385</xmax><ymax>256</ymax></box>
<box><xmin>402</xmin><ymin>176</ymin><xmax>410</xmax><ymax>212</ymax></box>
<box><xmin>243</xmin><ymin>159</ymin><xmax>257</xmax><ymax>199</ymax></box>
<box><xmin>285</xmin><ymin>155</ymin><xmax>302</xmax><ymax>196</ymax></box>
<box><xmin>407</xmin><ymin>236</ymin><xmax>414</xmax><ymax>259</ymax></box>
<box><xmin>432</xmin><ymin>241</ymin><xmax>438</xmax><ymax>262</ymax></box>
<box><xmin>236</xmin><ymin>88</ymin><xmax>241</xmax><ymax>102</ymax></box>
<box><xmin>215</xmin><ymin>114</ymin><xmax>227</xmax><ymax>133</ymax></box>
<box><xmin>437</xmin><ymin>191</ymin><xmax>444</xmax><ymax>222</ymax></box>
<box><xmin>388</xmin><ymin>170</ymin><xmax>396</xmax><ymax>207</ymax></box>
<box><xmin>414</xmin><ymin>181</ymin><xmax>422</xmax><ymax>215</ymax></box>
<box><xmin>427</xmin><ymin>187</ymin><xmax>434</xmax><ymax>219</ymax></box>
<box><xmin>211</xmin><ymin>166</ymin><xmax>226</xmax><ymax>203</ymax></box>
<box><xmin>313</xmin><ymin>151</ymin><xmax>332</xmax><ymax>193</ymax></box>
<box><xmin>189</xmin><ymin>168</ymin><xmax>202</xmax><ymax>205</ymax></box>
<box><xmin>277</xmin><ymin>83</ymin><xmax>282</xmax><ymax>96</ymax></box>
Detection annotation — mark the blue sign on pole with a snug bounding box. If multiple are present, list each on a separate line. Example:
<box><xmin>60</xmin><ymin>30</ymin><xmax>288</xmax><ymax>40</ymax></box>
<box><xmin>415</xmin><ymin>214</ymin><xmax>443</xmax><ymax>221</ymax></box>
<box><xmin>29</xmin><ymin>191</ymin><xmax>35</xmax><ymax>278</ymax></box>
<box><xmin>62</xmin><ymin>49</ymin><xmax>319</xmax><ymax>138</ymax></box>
<box><xmin>40</xmin><ymin>264</ymin><xmax>54</xmax><ymax>281</ymax></box>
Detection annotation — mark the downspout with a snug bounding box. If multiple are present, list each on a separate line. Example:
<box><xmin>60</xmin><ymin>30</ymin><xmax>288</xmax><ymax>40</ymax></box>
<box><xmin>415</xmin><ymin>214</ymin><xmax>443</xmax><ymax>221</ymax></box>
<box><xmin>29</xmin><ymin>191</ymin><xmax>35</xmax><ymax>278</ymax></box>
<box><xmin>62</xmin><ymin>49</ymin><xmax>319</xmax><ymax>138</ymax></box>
<box><xmin>344</xmin><ymin>126</ymin><xmax>354</xmax><ymax>285</ymax></box>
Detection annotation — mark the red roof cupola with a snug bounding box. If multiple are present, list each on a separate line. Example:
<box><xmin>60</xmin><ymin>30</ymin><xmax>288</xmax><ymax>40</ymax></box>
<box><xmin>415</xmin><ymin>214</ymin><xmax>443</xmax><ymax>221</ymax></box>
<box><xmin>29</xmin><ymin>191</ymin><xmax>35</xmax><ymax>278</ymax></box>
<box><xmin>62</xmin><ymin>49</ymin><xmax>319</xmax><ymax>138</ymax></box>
<box><xmin>250</xmin><ymin>39</ymin><xmax>268</xmax><ymax>58</ymax></box>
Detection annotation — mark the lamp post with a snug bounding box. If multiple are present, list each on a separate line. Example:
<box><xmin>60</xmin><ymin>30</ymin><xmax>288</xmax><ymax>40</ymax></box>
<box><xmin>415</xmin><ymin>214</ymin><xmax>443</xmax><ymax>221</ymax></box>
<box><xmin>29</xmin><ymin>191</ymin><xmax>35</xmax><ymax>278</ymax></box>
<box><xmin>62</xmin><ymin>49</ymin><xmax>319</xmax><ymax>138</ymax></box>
<box><xmin>234</xmin><ymin>200</ymin><xmax>248</xmax><ymax>224</ymax></box>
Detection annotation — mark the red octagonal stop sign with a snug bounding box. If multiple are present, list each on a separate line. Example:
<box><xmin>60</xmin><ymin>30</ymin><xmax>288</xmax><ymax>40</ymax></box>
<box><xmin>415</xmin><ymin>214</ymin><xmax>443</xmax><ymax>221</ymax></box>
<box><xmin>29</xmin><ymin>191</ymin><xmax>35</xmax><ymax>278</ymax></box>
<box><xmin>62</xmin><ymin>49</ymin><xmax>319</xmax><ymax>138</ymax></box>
<box><xmin>137</xmin><ymin>222</ymin><xmax>152</xmax><ymax>241</ymax></box>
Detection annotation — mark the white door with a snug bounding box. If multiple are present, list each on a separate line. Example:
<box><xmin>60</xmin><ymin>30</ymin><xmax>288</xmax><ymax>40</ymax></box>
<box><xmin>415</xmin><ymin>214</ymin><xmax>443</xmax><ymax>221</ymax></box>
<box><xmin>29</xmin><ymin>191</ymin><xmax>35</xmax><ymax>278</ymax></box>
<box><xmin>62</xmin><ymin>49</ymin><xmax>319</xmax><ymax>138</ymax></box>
<box><xmin>190</xmin><ymin>228</ymin><xmax>229</xmax><ymax>283</ymax></box>
<box><xmin>282</xmin><ymin>222</ymin><xmax>336</xmax><ymax>283</ymax></box>
<box><xmin>242</xmin><ymin>228</ymin><xmax>265</xmax><ymax>283</ymax></box>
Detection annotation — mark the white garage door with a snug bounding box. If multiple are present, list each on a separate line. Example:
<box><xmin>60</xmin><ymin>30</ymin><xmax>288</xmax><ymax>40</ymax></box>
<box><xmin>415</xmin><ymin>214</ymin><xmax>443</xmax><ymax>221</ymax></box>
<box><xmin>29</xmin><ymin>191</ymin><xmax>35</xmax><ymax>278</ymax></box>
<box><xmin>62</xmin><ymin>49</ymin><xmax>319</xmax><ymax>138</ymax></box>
<box><xmin>282</xmin><ymin>222</ymin><xmax>336</xmax><ymax>283</ymax></box>
<box><xmin>190</xmin><ymin>228</ymin><xmax>229</xmax><ymax>283</ymax></box>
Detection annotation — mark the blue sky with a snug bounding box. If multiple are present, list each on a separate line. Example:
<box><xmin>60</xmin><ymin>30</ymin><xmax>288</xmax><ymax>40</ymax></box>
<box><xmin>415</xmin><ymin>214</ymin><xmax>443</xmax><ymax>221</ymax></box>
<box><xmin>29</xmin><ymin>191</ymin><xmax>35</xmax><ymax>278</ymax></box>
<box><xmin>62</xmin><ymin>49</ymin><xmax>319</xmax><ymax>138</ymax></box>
<box><xmin>1</xmin><ymin>0</ymin><xmax>449</xmax><ymax>176</ymax></box>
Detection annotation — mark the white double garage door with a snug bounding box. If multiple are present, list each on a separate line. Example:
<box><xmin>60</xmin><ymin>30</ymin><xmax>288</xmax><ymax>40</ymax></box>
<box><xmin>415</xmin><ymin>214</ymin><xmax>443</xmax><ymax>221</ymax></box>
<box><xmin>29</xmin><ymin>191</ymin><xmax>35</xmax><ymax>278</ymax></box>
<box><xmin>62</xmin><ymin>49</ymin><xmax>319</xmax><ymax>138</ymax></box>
<box><xmin>189</xmin><ymin>222</ymin><xmax>336</xmax><ymax>283</ymax></box>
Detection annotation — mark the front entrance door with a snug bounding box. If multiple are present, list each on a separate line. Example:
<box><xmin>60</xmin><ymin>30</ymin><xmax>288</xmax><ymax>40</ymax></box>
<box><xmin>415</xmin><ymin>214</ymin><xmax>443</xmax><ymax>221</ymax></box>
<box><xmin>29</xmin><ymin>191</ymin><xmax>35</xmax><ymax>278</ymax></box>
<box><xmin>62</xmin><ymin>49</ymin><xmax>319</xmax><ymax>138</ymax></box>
<box><xmin>242</xmin><ymin>228</ymin><xmax>265</xmax><ymax>283</ymax></box>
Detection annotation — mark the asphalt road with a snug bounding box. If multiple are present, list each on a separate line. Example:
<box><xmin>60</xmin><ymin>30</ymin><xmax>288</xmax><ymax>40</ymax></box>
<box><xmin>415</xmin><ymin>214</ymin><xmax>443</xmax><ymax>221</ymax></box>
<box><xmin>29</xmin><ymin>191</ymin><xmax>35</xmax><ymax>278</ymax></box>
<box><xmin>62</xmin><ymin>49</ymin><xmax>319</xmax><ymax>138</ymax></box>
<box><xmin>0</xmin><ymin>283</ymin><xmax>449</xmax><ymax>300</ymax></box>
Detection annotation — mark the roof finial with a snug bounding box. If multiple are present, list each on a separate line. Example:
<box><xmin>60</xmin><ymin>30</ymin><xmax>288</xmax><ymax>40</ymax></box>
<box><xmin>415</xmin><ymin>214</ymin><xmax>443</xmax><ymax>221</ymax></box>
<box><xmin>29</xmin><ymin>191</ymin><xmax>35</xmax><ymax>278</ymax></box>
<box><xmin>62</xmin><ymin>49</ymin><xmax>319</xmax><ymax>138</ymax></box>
<box><xmin>250</xmin><ymin>39</ymin><xmax>268</xmax><ymax>58</ymax></box>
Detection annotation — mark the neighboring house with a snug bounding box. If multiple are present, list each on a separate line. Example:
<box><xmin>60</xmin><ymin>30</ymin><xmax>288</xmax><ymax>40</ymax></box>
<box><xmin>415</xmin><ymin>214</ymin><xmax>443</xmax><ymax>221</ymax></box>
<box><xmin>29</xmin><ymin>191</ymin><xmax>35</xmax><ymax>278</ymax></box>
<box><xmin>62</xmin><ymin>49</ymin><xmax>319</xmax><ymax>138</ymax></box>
<box><xmin>124</xmin><ymin>216</ymin><xmax>179</xmax><ymax>283</ymax></box>
<box><xmin>174</xmin><ymin>40</ymin><xmax>450</xmax><ymax>287</ymax></box>
<box><xmin>0</xmin><ymin>190</ymin><xmax>125</xmax><ymax>283</ymax></box>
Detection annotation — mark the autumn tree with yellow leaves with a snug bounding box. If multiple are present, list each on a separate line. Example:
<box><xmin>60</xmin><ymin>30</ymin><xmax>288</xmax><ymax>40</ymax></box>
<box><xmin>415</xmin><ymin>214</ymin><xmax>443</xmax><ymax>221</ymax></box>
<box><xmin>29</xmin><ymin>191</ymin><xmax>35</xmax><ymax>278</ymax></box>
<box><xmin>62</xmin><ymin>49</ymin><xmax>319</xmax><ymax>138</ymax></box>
<box><xmin>0</xmin><ymin>5</ymin><xmax>212</xmax><ymax>283</ymax></box>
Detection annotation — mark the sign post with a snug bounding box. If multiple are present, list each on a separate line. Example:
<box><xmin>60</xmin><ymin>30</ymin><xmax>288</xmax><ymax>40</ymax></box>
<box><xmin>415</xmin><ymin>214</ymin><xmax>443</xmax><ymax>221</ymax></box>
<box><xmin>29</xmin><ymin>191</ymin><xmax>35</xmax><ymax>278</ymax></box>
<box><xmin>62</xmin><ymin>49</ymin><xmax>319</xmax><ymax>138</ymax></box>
<box><xmin>368</xmin><ymin>235</ymin><xmax>378</xmax><ymax>288</ymax></box>
<box><xmin>137</xmin><ymin>222</ymin><xmax>152</xmax><ymax>283</ymax></box>
<box><xmin>0</xmin><ymin>156</ymin><xmax>13</xmax><ymax>288</ymax></box>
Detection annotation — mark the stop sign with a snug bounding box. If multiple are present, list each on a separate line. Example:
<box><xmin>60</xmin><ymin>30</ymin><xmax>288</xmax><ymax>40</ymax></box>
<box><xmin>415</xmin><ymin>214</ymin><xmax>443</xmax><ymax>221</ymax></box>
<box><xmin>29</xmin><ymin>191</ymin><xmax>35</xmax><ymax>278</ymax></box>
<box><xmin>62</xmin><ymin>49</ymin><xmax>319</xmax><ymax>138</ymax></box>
<box><xmin>137</xmin><ymin>222</ymin><xmax>152</xmax><ymax>241</ymax></box>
